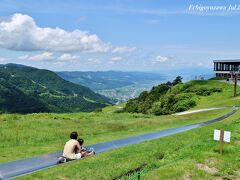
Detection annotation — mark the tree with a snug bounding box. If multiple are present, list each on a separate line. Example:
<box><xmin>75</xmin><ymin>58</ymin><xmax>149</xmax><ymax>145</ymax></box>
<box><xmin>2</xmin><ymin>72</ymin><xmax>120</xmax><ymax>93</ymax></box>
<box><xmin>172</xmin><ymin>76</ymin><xmax>183</xmax><ymax>86</ymax></box>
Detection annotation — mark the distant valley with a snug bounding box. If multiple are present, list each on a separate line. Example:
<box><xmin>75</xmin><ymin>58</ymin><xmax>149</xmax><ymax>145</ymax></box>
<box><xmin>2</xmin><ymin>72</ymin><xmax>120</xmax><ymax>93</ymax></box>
<box><xmin>57</xmin><ymin>69</ymin><xmax>213</xmax><ymax>103</ymax></box>
<box><xmin>57</xmin><ymin>71</ymin><xmax>167</xmax><ymax>103</ymax></box>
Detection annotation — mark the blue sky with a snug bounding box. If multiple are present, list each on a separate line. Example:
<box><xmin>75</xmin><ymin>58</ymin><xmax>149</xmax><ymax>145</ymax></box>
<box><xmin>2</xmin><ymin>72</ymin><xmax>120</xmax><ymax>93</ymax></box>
<box><xmin>0</xmin><ymin>0</ymin><xmax>240</xmax><ymax>71</ymax></box>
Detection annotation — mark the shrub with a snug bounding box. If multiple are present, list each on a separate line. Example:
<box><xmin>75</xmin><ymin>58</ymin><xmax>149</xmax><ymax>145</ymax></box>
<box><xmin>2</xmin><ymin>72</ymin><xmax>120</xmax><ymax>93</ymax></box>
<box><xmin>114</xmin><ymin>109</ymin><xmax>124</xmax><ymax>113</ymax></box>
<box><xmin>172</xmin><ymin>99</ymin><xmax>196</xmax><ymax>112</ymax></box>
<box><xmin>151</xmin><ymin>93</ymin><xmax>196</xmax><ymax>115</ymax></box>
<box><xmin>209</xmin><ymin>77</ymin><xmax>226</xmax><ymax>80</ymax></box>
<box><xmin>94</xmin><ymin>108</ymin><xmax>103</xmax><ymax>113</ymax></box>
<box><xmin>151</xmin><ymin>102</ymin><xmax>162</xmax><ymax>115</ymax></box>
<box><xmin>193</xmin><ymin>87</ymin><xmax>222</xmax><ymax>96</ymax></box>
<box><xmin>124</xmin><ymin>99</ymin><xmax>138</xmax><ymax>113</ymax></box>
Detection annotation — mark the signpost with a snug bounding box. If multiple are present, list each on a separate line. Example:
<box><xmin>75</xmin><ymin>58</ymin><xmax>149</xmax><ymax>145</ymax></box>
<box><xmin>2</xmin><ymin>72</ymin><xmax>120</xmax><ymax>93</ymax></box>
<box><xmin>213</xmin><ymin>129</ymin><xmax>231</xmax><ymax>155</ymax></box>
<box><xmin>230</xmin><ymin>69</ymin><xmax>239</xmax><ymax>97</ymax></box>
<box><xmin>220</xmin><ymin>130</ymin><xmax>224</xmax><ymax>155</ymax></box>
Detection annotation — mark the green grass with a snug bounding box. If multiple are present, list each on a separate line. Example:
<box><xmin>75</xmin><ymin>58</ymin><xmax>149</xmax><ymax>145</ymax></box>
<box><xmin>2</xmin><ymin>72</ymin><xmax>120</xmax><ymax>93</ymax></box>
<box><xmin>102</xmin><ymin>102</ymin><xmax>126</xmax><ymax>113</ymax></box>
<box><xmin>1</xmin><ymin>80</ymin><xmax>240</xmax><ymax>179</ymax></box>
<box><xmin>186</xmin><ymin>80</ymin><xmax>240</xmax><ymax>109</ymax></box>
<box><xmin>18</xmin><ymin>110</ymin><xmax>240</xmax><ymax>180</ymax></box>
<box><xmin>0</xmin><ymin>109</ymin><xmax>231</xmax><ymax>163</ymax></box>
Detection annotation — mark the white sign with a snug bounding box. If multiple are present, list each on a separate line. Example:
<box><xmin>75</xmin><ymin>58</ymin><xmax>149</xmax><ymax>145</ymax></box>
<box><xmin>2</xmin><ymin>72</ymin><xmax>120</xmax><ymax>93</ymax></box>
<box><xmin>214</xmin><ymin>130</ymin><xmax>220</xmax><ymax>141</ymax></box>
<box><xmin>224</xmin><ymin>131</ymin><xmax>231</xmax><ymax>142</ymax></box>
<box><xmin>213</xmin><ymin>130</ymin><xmax>231</xmax><ymax>142</ymax></box>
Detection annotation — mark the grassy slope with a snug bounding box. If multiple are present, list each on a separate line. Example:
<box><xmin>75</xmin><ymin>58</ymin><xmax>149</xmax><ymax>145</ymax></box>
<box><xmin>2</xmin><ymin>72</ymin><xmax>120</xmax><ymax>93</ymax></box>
<box><xmin>123</xmin><ymin>80</ymin><xmax>240</xmax><ymax>115</ymax></box>
<box><xmin>1</xmin><ymin>80</ymin><xmax>240</xmax><ymax>179</ymax></box>
<box><xmin>0</xmin><ymin>109</ymin><xmax>231</xmax><ymax>163</ymax></box>
<box><xmin>102</xmin><ymin>102</ymin><xmax>126</xmax><ymax>113</ymax></box>
<box><xmin>189</xmin><ymin>80</ymin><xmax>240</xmax><ymax>109</ymax></box>
<box><xmin>144</xmin><ymin>111</ymin><xmax>240</xmax><ymax>180</ymax></box>
<box><xmin>19</xmin><ymin>110</ymin><xmax>240</xmax><ymax>180</ymax></box>
<box><xmin>104</xmin><ymin>80</ymin><xmax>240</xmax><ymax>112</ymax></box>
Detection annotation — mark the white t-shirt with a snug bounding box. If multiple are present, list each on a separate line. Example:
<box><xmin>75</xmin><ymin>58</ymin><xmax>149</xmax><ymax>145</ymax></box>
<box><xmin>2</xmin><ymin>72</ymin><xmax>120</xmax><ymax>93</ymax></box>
<box><xmin>63</xmin><ymin>139</ymin><xmax>80</xmax><ymax>159</ymax></box>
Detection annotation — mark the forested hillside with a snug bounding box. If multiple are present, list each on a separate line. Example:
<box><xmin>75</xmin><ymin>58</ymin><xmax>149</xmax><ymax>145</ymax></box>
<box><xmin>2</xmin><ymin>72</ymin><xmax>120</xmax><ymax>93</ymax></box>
<box><xmin>124</xmin><ymin>77</ymin><xmax>223</xmax><ymax>115</ymax></box>
<box><xmin>0</xmin><ymin>64</ymin><xmax>110</xmax><ymax>113</ymax></box>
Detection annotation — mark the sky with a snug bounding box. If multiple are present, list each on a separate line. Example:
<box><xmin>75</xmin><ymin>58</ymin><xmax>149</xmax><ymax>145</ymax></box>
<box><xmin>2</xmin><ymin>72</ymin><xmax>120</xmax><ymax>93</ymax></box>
<box><xmin>0</xmin><ymin>0</ymin><xmax>240</xmax><ymax>71</ymax></box>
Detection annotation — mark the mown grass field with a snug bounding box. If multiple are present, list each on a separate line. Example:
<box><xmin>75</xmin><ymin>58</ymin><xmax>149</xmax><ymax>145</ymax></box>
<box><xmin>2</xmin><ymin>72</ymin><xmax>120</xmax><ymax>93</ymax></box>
<box><xmin>102</xmin><ymin>102</ymin><xmax>126</xmax><ymax>113</ymax></box>
<box><xmin>16</xmin><ymin>110</ymin><xmax>240</xmax><ymax>180</ymax></box>
<box><xmin>189</xmin><ymin>80</ymin><xmax>240</xmax><ymax>109</ymax></box>
<box><xmin>0</xmin><ymin>108</ymin><xmax>231</xmax><ymax>163</ymax></box>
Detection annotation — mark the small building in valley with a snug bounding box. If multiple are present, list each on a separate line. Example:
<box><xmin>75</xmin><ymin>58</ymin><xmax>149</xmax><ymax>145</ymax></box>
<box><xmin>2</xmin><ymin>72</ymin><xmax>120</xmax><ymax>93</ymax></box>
<box><xmin>213</xmin><ymin>59</ymin><xmax>240</xmax><ymax>78</ymax></box>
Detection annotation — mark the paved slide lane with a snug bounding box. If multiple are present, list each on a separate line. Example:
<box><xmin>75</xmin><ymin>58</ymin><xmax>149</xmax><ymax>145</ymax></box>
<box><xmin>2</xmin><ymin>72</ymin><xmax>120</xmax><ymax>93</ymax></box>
<box><xmin>174</xmin><ymin>106</ymin><xmax>236</xmax><ymax>116</ymax></box>
<box><xmin>0</xmin><ymin>109</ymin><xmax>237</xmax><ymax>180</ymax></box>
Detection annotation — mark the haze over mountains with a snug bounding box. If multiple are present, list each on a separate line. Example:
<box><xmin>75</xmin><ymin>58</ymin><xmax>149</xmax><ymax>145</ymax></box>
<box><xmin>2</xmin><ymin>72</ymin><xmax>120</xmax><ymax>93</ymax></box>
<box><xmin>57</xmin><ymin>71</ymin><xmax>166</xmax><ymax>91</ymax></box>
<box><xmin>0</xmin><ymin>64</ymin><xmax>110</xmax><ymax>113</ymax></box>
<box><xmin>57</xmin><ymin>71</ymin><xmax>167</xmax><ymax>103</ymax></box>
<box><xmin>58</xmin><ymin>68</ymin><xmax>213</xmax><ymax>103</ymax></box>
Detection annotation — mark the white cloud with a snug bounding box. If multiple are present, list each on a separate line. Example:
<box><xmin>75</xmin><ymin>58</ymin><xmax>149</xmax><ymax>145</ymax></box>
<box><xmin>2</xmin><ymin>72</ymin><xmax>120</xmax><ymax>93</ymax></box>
<box><xmin>111</xmin><ymin>56</ymin><xmax>122</xmax><ymax>61</ymax></box>
<box><xmin>18</xmin><ymin>55</ymin><xmax>29</xmax><ymax>60</ymax></box>
<box><xmin>0</xmin><ymin>13</ymin><xmax>136</xmax><ymax>54</ymax></box>
<box><xmin>108</xmin><ymin>56</ymin><xmax>123</xmax><ymax>64</ymax></box>
<box><xmin>58</xmin><ymin>53</ymin><xmax>80</xmax><ymax>61</ymax></box>
<box><xmin>53</xmin><ymin>61</ymin><xmax>66</xmax><ymax>67</ymax></box>
<box><xmin>29</xmin><ymin>52</ymin><xmax>54</xmax><ymax>61</ymax></box>
<box><xmin>87</xmin><ymin>58</ymin><xmax>101</xmax><ymax>64</ymax></box>
<box><xmin>0</xmin><ymin>13</ymin><xmax>112</xmax><ymax>53</ymax></box>
<box><xmin>19</xmin><ymin>52</ymin><xmax>80</xmax><ymax>62</ymax></box>
<box><xmin>112</xmin><ymin>46</ymin><xmax>136</xmax><ymax>53</ymax></box>
<box><xmin>152</xmin><ymin>55</ymin><xmax>170</xmax><ymax>64</ymax></box>
<box><xmin>0</xmin><ymin>57</ymin><xmax>6</xmax><ymax>63</ymax></box>
<box><xmin>197</xmin><ymin>62</ymin><xmax>204</xmax><ymax>67</ymax></box>
<box><xmin>20</xmin><ymin>52</ymin><xmax>54</xmax><ymax>61</ymax></box>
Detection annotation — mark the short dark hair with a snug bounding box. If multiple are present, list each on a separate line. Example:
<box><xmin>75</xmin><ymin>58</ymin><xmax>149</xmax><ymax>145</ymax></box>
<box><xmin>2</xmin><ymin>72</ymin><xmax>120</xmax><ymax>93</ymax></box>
<box><xmin>70</xmin><ymin>131</ymin><xmax>78</xmax><ymax>139</ymax></box>
<box><xmin>77</xmin><ymin>138</ymin><xmax>84</xmax><ymax>145</ymax></box>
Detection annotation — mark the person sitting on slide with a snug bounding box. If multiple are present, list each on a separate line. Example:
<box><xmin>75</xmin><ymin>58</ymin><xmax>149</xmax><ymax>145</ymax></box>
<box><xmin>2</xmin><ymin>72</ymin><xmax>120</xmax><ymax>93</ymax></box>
<box><xmin>77</xmin><ymin>138</ymin><xmax>95</xmax><ymax>157</ymax></box>
<box><xmin>62</xmin><ymin>131</ymin><xmax>82</xmax><ymax>160</ymax></box>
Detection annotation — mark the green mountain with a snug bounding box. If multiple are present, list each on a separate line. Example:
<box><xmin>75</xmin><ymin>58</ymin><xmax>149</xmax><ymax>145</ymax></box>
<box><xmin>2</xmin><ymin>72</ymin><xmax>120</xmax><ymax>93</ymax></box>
<box><xmin>0</xmin><ymin>64</ymin><xmax>110</xmax><ymax>113</ymax></box>
<box><xmin>124</xmin><ymin>77</ymin><xmax>223</xmax><ymax>115</ymax></box>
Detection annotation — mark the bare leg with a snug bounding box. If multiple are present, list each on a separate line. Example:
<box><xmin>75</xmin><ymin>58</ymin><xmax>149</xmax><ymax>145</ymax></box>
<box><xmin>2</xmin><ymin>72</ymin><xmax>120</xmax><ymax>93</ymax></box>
<box><xmin>81</xmin><ymin>152</ymin><xmax>94</xmax><ymax>157</ymax></box>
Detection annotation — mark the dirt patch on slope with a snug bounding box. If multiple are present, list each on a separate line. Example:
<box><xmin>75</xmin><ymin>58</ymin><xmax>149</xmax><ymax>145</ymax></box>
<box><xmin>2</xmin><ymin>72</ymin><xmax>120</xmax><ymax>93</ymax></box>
<box><xmin>205</xmin><ymin>157</ymin><xmax>218</xmax><ymax>166</ymax></box>
<box><xmin>234</xmin><ymin>170</ymin><xmax>240</xmax><ymax>179</ymax></box>
<box><xmin>196</xmin><ymin>163</ymin><xmax>218</xmax><ymax>174</ymax></box>
<box><xmin>183</xmin><ymin>173</ymin><xmax>191</xmax><ymax>180</ymax></box>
